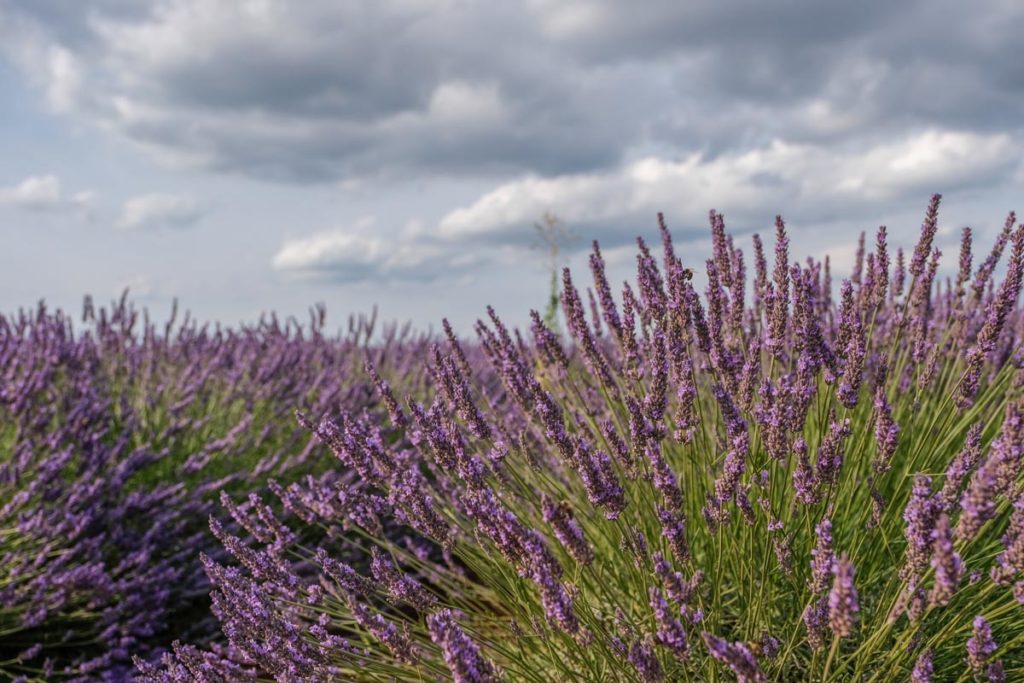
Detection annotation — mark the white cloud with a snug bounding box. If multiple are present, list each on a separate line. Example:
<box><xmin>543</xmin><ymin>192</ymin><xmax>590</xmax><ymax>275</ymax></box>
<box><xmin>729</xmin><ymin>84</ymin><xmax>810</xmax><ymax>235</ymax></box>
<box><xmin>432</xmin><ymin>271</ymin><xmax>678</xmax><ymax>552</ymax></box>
<box><xmin>0</xmin><ymin>175</ymin><xmax>61</xmax><ymax>208</ymax></box>
<box><xmin>273</xmin><ymin>232</ymin><xmax>387</xmax><ymax>272</ymax></box>
<box><xmin>45</xmin><ymin>46</ymin><xmax>82</xmax><ymax>113</ymax></box>
<box><xmin>117</xmin><ymin>193</ymin><xmax>203</xmax><ymax>230</ymax></box>
<box><xmin>831</xmin><ymin>130</ymin><xmax>1016</xmax><ymax>199</ymax></box>
<box><xmin>273</xmin><ymin>127</ymin><xmax>1019</xmax><ymax>284</ymax></box>
<box><xmin>530</xmin><ymin>1</ymin><xmax>608</xmax><ymax>40</ymax></box>
<box><xmin>272</xmin><ymin>216</ymin><xmax>480</xmax><ymax>282</ymax></box>
<box><xmin>115</xmin><ymin>274</ymin><xmax>155</xmax><ymax>298</ymax></box>
<box><xmin>437</xmin><ymin>130</ymin><xmax>1019</xmax><ymax>243</ymax></box>
<box><xmin>0</xmin><ymin>174</ymin><xmax>95</xmax><ymax>212</ymax></box>
<box><xmin>71</xmin><ymin>190</ymin><xmax>97</xmax><ymax>206</ymax></box>
<box><xmin>427</xmin><ymin>81</ymin><xmax>505</xmax><ymax>126</ymax></box>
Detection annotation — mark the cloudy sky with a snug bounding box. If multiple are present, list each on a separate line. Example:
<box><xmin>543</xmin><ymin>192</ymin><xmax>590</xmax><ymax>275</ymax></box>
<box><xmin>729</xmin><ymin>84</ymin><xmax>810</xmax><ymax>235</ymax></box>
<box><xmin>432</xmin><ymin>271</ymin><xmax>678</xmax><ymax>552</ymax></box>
<box><xmin>1</xmin><ymin>0</ymin><xmax>1021</xmax><ymax>333</ymax></box>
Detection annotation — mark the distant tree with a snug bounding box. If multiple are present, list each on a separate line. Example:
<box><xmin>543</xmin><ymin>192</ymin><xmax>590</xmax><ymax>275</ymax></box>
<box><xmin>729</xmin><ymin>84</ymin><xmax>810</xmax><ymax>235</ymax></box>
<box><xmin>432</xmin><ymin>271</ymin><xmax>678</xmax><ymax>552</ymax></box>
<box><xmin>533</xmin><ymin>211</ymin><xmax>574</xmax><ymax>332</ymax></box>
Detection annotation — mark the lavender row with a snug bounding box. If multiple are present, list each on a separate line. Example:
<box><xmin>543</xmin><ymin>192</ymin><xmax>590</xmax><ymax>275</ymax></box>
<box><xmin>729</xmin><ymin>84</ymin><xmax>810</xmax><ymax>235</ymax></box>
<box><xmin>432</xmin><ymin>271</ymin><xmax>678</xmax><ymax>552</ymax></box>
<box><xmin>0</xmin><ymin>299</ymin><xmax>436</xmax><ymax>680</ymax></box>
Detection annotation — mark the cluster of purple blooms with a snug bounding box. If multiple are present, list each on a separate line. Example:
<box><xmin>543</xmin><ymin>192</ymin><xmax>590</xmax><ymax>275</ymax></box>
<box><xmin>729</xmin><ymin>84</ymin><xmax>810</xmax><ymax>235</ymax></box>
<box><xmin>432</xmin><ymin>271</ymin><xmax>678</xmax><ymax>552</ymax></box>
<box><xmin>0</xmin><ymin>299</ymin><xmax>434</xmax><ymax>680</ymax></box>
<box><xmin>7</xmin><ymin>194</ymin><xmax>1024</xmax><ymax>681</ymax></box>
<box><xmin>138</xmin><ymin>196</ymin><xmax>1024</xmax><ymax>681</ymax></box>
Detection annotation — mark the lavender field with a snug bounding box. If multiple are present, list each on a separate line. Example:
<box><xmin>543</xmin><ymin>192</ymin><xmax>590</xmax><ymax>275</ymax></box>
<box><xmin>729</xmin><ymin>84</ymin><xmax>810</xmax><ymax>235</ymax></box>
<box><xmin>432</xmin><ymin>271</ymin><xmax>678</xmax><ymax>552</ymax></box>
<box><xmin>2</xmin><ymin>197</ymin><xmax>1022</xmax><ymax>681</ymax></box>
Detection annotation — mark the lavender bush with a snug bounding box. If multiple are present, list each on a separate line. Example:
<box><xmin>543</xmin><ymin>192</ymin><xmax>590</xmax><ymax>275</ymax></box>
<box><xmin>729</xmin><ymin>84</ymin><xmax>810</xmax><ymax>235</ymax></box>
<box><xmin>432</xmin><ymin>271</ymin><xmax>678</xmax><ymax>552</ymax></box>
<box><xmin>0</xmin><ymin>298</ymin><xmax>433</xmax><ymax>680</ymax></box>
<box><xmin>142</xmin><ymin>196</ymin><xmax>1024</xmax><ymax>682</ymax></box>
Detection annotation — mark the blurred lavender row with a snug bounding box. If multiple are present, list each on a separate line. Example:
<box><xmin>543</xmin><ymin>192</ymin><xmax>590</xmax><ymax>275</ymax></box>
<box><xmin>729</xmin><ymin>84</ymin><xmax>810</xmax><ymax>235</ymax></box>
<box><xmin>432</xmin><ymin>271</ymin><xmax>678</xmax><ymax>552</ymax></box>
<box><xmin>0</xmin><ymin>297</ymin><xmax>435</xmax><ymax>680</ymax></box>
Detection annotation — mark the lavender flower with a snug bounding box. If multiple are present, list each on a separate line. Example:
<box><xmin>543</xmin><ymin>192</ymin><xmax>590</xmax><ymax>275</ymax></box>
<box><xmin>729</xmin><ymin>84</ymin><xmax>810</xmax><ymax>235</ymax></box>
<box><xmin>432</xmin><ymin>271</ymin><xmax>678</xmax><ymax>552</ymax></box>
<box><xmin>873</xmin><ymin>225</ymin><xmax>891</xmax><ymax>308</ymax></box>
<box><xmin>657</xmin><ymin>506</ymin><xmax>690</xmax><ymax>566</ymax></box>
<box><xmin>957</xmin><ymin>401</ymin><xmax>1024</xmax><ymax>541</ymax></box>
<box><xmin>711</xmin><ymin>430</ymin><xmax>750</xmax><ymax>512</ymax></box>
<box><xmin>958</xmin><ymin>227</ymin><xmax>1024</xmax><ymax>406</ymax></box>
<box><xmin>672</xmin><ymin>365</ymin><xmax>698</xmax><ymax>445</ymax></box>
<box><xmin>571</xmin><ymin>437</ymin><xmax>627</xmax><ymax>519</ymax></box>
<box><xmin>426</xmin><ymin>610</ymin><xmax>499</xmax><ymax>683</ymax></box>
<box><xmin>990</xmin><ymin>497</ymin><xmax>1023</xmax><ymax>587</ymax></box>
<box><xmin>803</xmin><ymin>597</ymin><xmax>830</xmax><ymax>650</ymax></box>
<box><xmin>937</xmin><ymin>423</ymin><xmax>983</xmax><ymax>512</ymax></box>
<box><xmin>792</xmin><ymin>438</ymin><xmax>819</xmax><ymax>506</ymax></box>
<box><xmin>628</xmin><ymin>635</ymin><xmax>664</xmax><ymax>683</ymax></box>
<box><xmin>652</xmin><ymin>552</ymin><xmax>700</xmax><ymax>606</ymax></box>
<box><xmin>647</xmin><ymin>443</ymin><xmax>684</xmax><ymax>512</ymax></box>
<box><xmin>929</xmin><ymin>514</ymin><xmax>962</xmax><ymax>607</ymax></box>
<box><xmin>562</xmin><ymin>268</ymin><xmax>617</xmax><ymax>392</ymax></box>
<box><xmin>955</xmin><ymin>227</ymin><xmax>973</xmax><ymax>302</ymax></box>
<box><xmin>911</xmin><ymin>649</ymin><xmax>933</xmax><ymax>683</ymax></box>
<box><xmin>809</xmin><ymin>519</ymin><xmax>835</xmax><ymax>595</ymax></box>
<box><xmin>902</xmin><ymin>475</ymin><xmax>938</xmax><ymax>579</ymax></box>
<box><xmin>752</xmin><ymin>233</ymin><xmax>768</xmax><ymax>313</ymax></box>
<box><xmin>972</xmin><ymin>212</ymin><xmax>1016</xmax><ymax>302</ymax></box>
<box><xmin>542</xmin><ymin>495</ymin><xmax>594</xmax><ymax>566</ymax></box>
<box><xmin>590</xmin><ymin>241</ymin><xmax>623</xmax><ymax>341</ymax></box>
<box><xmin>759</xmin><ymin>633</ymin><xmax>780</xmax><ymax>660</ymax></box>
<box><xmin>650</xmin><ymin>587</ymin><xmax>689</xmax><ymax>659</ymax></box>
<box><xmin>966</xmin><ymin>616</ymin><xmax>998</xmax><ymax>677</ymax></box>
<box><xmin>766</xmin><ymin>216</ymin><xmax>790</xmax><ymax>356</ymax></box>
<box><xmin>815</xmin><ymin>415</ymin><xmax>851</xmax><ymax>490</ymax></box>
<box><xmin>530</xmin><ymin>310</ymin><xmax>569</xmax><ymax>373</ymax></box>
<box><xmin>910</xmin><ymin>194</ymin><xmax>942</xmax><ymax>279</ymax></box>
<box><xmin>872</xmin><ymin>366</ymin><xmax>899</xmax><ymax>474</ymax></box>
<box><xmin>636</xmin><ymin>236</ymin><xmax>668</xmax><ymax>321</ymax></box>
<box><xmin>837</xmin><ymin>281</ymin><xmax>866</xmax><ymax>408</ymax></box>
<box><xmin>351</xmin><ymin>602</ymin><xmax>419</xmax><ymax>664</ymax></box>
<box><xmin>711</xmin><ymin>210</ymin><xmax>733</xmax><ymax>289</ymax></box>
<box><xmin>370</xmin><ymin>547</ymin><xmax>437</xmax><ymax>612</ymax></box>
<box><xmin>702</xmin><ymin>632</ymin><xmax>766</xmax><ymax>682</ymax></box>
<box><xmin>828</xmin><ymin>556</ymin><xmax>859</xmax><ymax>638</ymax></box>
<box><xmin>524</xmin><ymin>532</ymin><xmax>580</xmax><ymax>635</ymax></box>
<box><xmin>893</xmin><ymin>246</ymin><xmax>906</xmax><ymax>299</ymax></box>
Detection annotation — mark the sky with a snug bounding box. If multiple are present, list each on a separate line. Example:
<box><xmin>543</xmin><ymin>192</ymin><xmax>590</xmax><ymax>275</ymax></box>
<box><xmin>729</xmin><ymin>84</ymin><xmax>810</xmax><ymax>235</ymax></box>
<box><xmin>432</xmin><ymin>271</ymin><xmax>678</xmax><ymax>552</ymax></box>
<box><xmin>1</xmin><ymin>0</ymin><xmax>1022</xmax><ymax>334</ymax></box>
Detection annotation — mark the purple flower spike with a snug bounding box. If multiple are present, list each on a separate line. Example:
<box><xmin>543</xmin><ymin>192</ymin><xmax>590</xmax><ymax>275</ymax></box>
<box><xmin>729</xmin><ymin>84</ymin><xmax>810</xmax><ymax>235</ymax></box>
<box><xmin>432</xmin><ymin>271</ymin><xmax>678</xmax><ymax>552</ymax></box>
<box><xmin>542</xmin><ymin>495</ymin><xmax>594</xmax><ymax>566</ymax></box>
<box><xmin>426</xmin><ymin>610</ymin><xmax>499</xmax><ymax>683</ymax></box>
<box><xmin>911</xmin><ymin>649</ymin><xmax>933</xmax><ymax>683</ymax></box>
<box><xmin>809</xmin><ymin>519</ymin><xmax>835</xmax><ymax>595</ymax></box>
<box><xmin>627</xmin><ymin>635</ymin><xmax>664</xmax><ymax>683</ymax></box>
<box><xmin>765</xmin><ymin>216</ymin><xmax>790</xmax><ymax>357</ymax></box>
<box><xmin>937</xmin><ymin>424</ymin><xmax>983</xmax><ymax>512</ymax></box>
<box><xmin>972</xmin><ymin>211</ymin><xmax>1016</xmax><ymax>302</ymax></box>
<box><xmin>649</xmin><ymin>587</ymin><xmax>689</xmax><ymax>659</ymax></box>
<box><xmin>929</xmin><ymin>514</ymin><xmax>962</xmax><ymax>607</ymax></box>
<box><xmin>910</xmin><ymin>194</ymin><xmax>942</xmax><ymax>279</ymax></box>
<box><xmin>966</xmin><ymin>616</ymin><xmax>998</xmax><ymax>677</ymax></box>
<box><xmin>803</xmin><ymin>596</ymin><xmax>829</xmax><ymax>650</ymax></box>
<box><xmin>872</xmin><ymin>367</ymin><xmax>899</xmax><ymax>474</ymax></box>
<box><xmin>902</xmin><ymin>475</ymin><xmax>937</xmax><ymax>579</ymax></box>
<box><xmin>702</xmin><ymin>632</ymin><xmax>766</xmax><ymax>683</ymax></box>
<box><xmin>828</xmin><ymin>556</ymin><xmax>859</xmax><ymax>638</ymax></box>
<box><xmin>991</xmin><ymin>496</ymin><xmax>1024</xmax><ymax>587</ymax></box>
